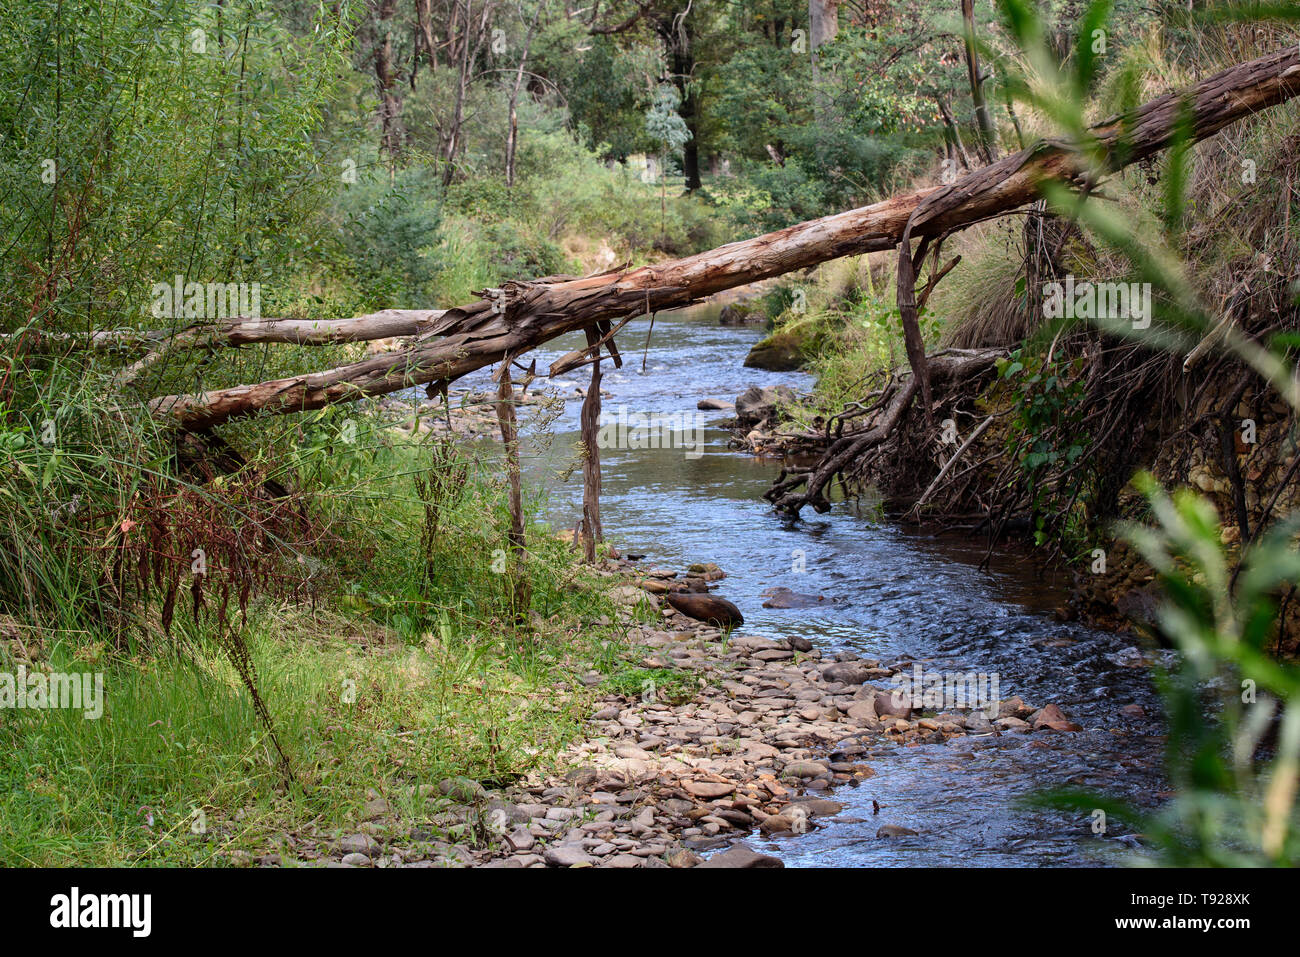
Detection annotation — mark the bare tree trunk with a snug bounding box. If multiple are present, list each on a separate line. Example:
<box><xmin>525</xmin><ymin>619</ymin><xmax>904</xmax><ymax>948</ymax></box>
<box><xmin>961</xmin><ymin>0</ymin><xmax>996</xmax><ymax>164</ymax></box>
<box><xmin>415</xmin><ymin>0</ymin><xmax>440</xmax><ymax>70</ymax></box>
<box><xmin>373</xmin><ymin>0</ymin><xmax>405</xmax><ymax>170</ymax></box>
<box><xmin>808</xmin><ymin>0</ymin><xmax>839</xmax><ymax>49</ymax></box>
<box><xmin>442</xmin><ymin>0</ymin><xmax>470</xmax><ymax>185</ymax></box>
<box><xmin>936</xmin><ymin>97</ymin><xmax>974</xmax><ymax>171</ymax></box>
<box><xmin>580</xmin><ymin>328</ymin><xmax>604</xmax><ymax>561</ymax></box>
<box><xmin>656</xmin><ymin>10</ymin><xmax>702</xmax><ymax>191</ymax></box>
<box><xmin>141</xmin><ymin>48</ymin><xmax>1300</xmax><ymax>433</ymax></box>
<box><xmin>505</xmin><ymin>3</ymin><xmax>542</xmax><ymax>189</ymax></box>
<box><xmin>809</xmin><ymin>0</ymin><xmax>839</xmax><ymax>120</ymax></box>
<box><xmin>896</xmin><ymin>234</ymin><xmax>933</xmax><ymax>422</ymax></box>
<box><xmin>442</xmin><ymin>0</ymin><xmax>494</xmax><ymax>186</ymax></box>
<box><xmin>494</xmin><ymin>360</ymin><xmax>529</xmax><ymax>620</ymax></box>
<box><xmin>4</xmin><ymin>310</ymin><xmax>450</xmax><ymax>363</ymax></box>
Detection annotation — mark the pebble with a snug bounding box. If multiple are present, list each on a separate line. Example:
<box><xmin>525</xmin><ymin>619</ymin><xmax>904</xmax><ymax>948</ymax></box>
<box><xmin>337</xmin><ymin>834</ymin><xmax>380</xmax><ymax>858</ymax></box>
<box><xmin>543</xmin><ymin>845</ymin><xmax>595</xmax><ymax>867</ymax></box>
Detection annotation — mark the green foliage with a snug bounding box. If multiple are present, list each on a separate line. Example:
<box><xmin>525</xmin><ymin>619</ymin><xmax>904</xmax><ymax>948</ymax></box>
<box><xmin>546</xmin><ymin>33</ymin><xmax>656</xmax><ymax>162</ymax></box>
<box><xmin>0</xmin><ymin>368</ymin><xmax>180</xmax><ymax>636</ymax></box>
<box><xmin>713</xmin><ymin>41</ymin><xmax>809</xmax><ymax>162</ymax></box>
<box><xmin>333</xmin><ymin>167</ymin><xmax>445</xmax><ymax>308</ymax></box>
<box><xmin>998</xmin><ymin>0</ymin><xmax>1300</xmax><ymax>866</ymax></box>
<box><xmin>1036</xmin><ymin>478</ymin><xmax>1300</xmax><ymax>865</ymax></box>
<box><xmin>602</xmin><ymin>666</ymin><xmax>704</xmax><ymax>706</ymax></box>
<box><xmin>732</xmin><ymin>158</ymin><xmax>829</xmax><ymax>230</ymax></box>
<box><xmin>0</xmin><ymin>0</ymin><xmax>359</xmax><ymax>337</ymax></box>
<box><xmin>480</xmin><ymin>223</ymin><xmax>568</xmax><ymax>280</ymax></box>
<box><xmin>997</xmin><ymin>347</ymin><xmax>1091</xmax><ymax>543</ymax></box>
<box><xmin>645</xmin><ymin>84</ymin><xmax>692</xmax><ymax>157</ymax></box>
<box><xmin>0</xmin><ymin>404</ymin><xmax>633</xmax><ymax>865</ymax></box>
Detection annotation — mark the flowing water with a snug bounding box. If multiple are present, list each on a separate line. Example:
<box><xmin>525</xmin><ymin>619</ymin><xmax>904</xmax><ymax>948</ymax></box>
<box><xmin>456</xmin><ymin>302</ymin><xmax>1167</xmax><ymax>867</ymax></box>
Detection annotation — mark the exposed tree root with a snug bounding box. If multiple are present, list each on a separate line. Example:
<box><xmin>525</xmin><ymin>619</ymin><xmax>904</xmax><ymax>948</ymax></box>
<box><xmin>765</xmin><ymin>349</ymin><xmax>1004</xmax><ymax>514</ymax></box>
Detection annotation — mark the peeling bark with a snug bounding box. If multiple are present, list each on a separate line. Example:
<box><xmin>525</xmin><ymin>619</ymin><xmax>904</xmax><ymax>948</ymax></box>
<box><xmin>580</xmin><ymin>328</ymin><xmax>604</xmax><ymax>562</ymax></box>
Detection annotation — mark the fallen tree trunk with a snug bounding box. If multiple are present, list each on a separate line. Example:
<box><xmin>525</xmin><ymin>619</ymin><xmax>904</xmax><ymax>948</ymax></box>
<box><xmin>144</xmin><ymin>46</ymin><xmax>1300</xmax><ymax>432</ymax></box>
<box><xmin>7</xmin><ymin>309</ymin><xmax>449</xmax><ymax>355</ymax></box>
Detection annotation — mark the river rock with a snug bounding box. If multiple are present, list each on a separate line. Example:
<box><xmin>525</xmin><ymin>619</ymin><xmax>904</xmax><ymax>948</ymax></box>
<box><xmin>687</xmin><ymin>562</ymin><xmax>726</xmax><ymax>579</ymax></box>
<box><xmin>683</xmin><ymin>780</ymin><xmax>736</xmax><ymax>799</ymax></box>
<box><xmin>505</xmin><ymin>829</ymin><xmax>535</xmax><ymax>852</ymax></box>
<box><xmin>743</xmin><ymin>332</ymin><xmax>804</xmax><ymax>372</ymax></box>
<box><xmin>544</xmin><ymin>845</ymin><xmax>595</xmax><ymax>868</ymax></box>
<box><xmin>761</xmin><ymin>586</ymin><xmax>831</xmax><ymax>609</ymax></box>
<box><xmin>665</xmin><ymin>591</ymin><xmax>744</xmax><ymax>627</ymax></box>
<box><xmin>1116</xmin><ymin>583</ymin><xmax>1162</xmax><ymax>627</ymax></box>
<box><xmin>997</xmin><ymin>696</ymin><xmax>1034</xmax><ymax>719</ymax></box>
<box><xmin>759</xmin><ymin>812</ymin><xmax>807</xmax><ymax>834</ymax></box>
<box><xmin>845</xmin><ymin>700</ymin><xmax>880</xmax><ymax>724</ymax></box>
<box><xmin>719</xmin><ymin>302</ymin><xmax>765</xmax><ymax>325</ymax></box>
<box><xmin>612</xmin><ymin>584</ymin><xmax>659</xmax><ymax>609</ymax></box>
<box><xmin>789</xmin><ymin>797</ymin><xmax>844</xmax><ymax>817</ymax></box>
<box><xmin>876</xmin><ymin>824</ymin><xmax>919</xmax><ymax>838</ymax></box>
<box><xmin>1031</xmin><ymin>703</ymin><xmax>1082</xmax><ymax>732</ymax></box>
<box><xmin>734</xmin><ymin>384</ymin><xmax>797</xmax><ymax>427</ymax></box>
<box><xmin>699</xmin><ymin>843</ymin><xmax>784</xmax><ymax>868</ymax></box>
<box><xmin>873</xmin><ymin>690</ymin><xmax>912</xmax><ymax>719</ymax></box>
<box><xmin>821</xmin><ymin>661</ymin><xmax>874</xmax><ymax>685</ymax></box>
<box><xmin>563</xmin><ymin>767</ymin><xmax>598</xmax><ymax>788</ymax></box>
<box><xmin>438</xmin><ymin>776</ymin><xmax>485</xmax><ymax>802</ymax></box>
<box><xmin>337</xmin><ymin>833</ymin><xmax>381</xmax><ymax>858</ymax></box>
<box><xmin>697</xmin><ymin>397</ymin><xmax>734</xmax><ymax>411</ymax></box>
<box><xmin>781</xmin><ymin>759</ymin><xmax>829</xmax><ymax>779</ymax></box>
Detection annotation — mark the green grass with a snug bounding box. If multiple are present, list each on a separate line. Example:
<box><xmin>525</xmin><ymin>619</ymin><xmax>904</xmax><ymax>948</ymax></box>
<box><xmin>0</xmin><ymin>601</ymin><xmax>630</xmax><ymax>866</ymax></box>
<box><xmin>0</xmin><ymin>402</ymin><xmax>644</xmax><ymax>866</ymax></box>
<box><xmin>601</xmin><ymin>665</ymin><xmax>707</xmax><ymax>706</ymax></box>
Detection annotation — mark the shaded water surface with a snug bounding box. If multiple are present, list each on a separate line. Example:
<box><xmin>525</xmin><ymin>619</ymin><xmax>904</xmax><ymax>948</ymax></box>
<box><xmin>458</xmin><ymin>303</ymin><xmax>1165</xmax><ymax>867</ymax></box>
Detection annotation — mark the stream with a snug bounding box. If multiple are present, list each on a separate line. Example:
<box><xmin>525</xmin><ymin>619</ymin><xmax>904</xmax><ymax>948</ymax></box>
<box><xmin>455</xmin><ymin>302</ymin><xmax>1168</xmax><ymax>867</ymax></box>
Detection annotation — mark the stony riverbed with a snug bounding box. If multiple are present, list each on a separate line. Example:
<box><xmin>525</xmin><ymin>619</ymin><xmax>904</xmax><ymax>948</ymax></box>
<box><xmin>293</xmin><ymin>561</ymin><xmax>1085</xmax><ymax>869</ymax></box>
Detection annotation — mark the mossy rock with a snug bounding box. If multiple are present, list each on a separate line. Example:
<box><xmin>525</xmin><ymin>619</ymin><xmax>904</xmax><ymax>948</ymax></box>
<box><xmin>743</xmin><ymin>330</ymin><xmax>806</xmax><ymax>371</ymax></box>
<box><xmin>719</xmin><ymin>301</ymin><xmax>765</xmax><ymax>325</ymax></box>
